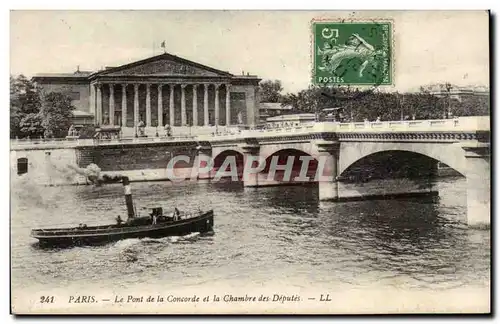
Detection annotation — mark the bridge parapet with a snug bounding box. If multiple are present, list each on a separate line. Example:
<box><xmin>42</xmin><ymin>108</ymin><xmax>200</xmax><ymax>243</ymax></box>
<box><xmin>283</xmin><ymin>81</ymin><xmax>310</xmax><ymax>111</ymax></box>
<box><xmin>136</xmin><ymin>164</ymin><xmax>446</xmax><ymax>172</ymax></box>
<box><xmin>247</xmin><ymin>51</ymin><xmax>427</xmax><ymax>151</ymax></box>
<box><xmin>10</xmin><ymin>117</ymin><xmax>489</xmax><ymax>150</ymax></box>
<box><xmin>10</xmin><ymin>135</ymin><xmax>197</xmax><ymax>150</ymax></box>
<box><xmin>198</xmin><ymin>116</ymin><xmax>489</xmax><ymax>141</ymax></box>
<box><xmin>334</xmin><ymin>116</ymin><xmax>489</xmax><ymax>133</ymax></box>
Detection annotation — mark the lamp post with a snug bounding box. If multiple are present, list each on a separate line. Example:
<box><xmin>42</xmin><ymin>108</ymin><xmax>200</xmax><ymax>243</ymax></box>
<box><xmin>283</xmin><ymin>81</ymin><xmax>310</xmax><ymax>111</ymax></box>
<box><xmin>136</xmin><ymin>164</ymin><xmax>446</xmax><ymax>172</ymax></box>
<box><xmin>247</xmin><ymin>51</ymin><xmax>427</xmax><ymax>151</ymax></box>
<box><xmin>445</xmin><ymin>83</ymin><xmax>452</xmax><ymax>119</ymax></box>
<box><xmin>398</xmin><ymin>92</ymin><xmax>405</xmax><ymax>121</ymax></box>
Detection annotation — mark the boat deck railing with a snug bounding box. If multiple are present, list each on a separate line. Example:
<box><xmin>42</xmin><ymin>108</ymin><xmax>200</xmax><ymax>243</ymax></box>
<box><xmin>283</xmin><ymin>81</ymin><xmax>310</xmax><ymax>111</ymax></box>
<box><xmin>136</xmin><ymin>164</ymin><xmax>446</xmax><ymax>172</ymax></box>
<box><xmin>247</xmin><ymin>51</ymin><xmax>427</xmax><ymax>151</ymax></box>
<box><xmin>31</xmin><ymin>210</ymin><xmax>212</xmax><ymax>237</ymax></box>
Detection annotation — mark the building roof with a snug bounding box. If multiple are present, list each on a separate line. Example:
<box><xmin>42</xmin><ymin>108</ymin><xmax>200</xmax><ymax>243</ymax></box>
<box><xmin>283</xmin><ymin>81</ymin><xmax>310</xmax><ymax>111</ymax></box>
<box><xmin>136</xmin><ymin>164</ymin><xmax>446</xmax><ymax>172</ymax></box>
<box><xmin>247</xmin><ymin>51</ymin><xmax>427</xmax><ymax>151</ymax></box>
<box><xmin>266</xmin><ymin>113</ymin><xmax>316</xmax><ymax>122</ymax></box>
<box><xmin>32</xmin><ymin>52</ymin><xmax>262</xmax><ymax>83</ymax></box>
<box><xmin>260</xmin><ymin>102</ymin><xmax>293</xmax><ymax>110</ymax></box>
<box><xmin>416</xmin><ymin>83</ymin><xmax>490</xmax><ymax>94</ymax></box>
<box><xmin>91</xmin><ymin>52</ymin><xmax>234</xmax><ymax>78</ymax></box>
<box><xmin>32</xmin><ymin>71</ymin><xmax>94</xmax><ymax>82</ymax></box>
<box><xmin>33</xmin><ymin>69</ymin><xmax>93</xmax><ymax>77</ymax></box>
<box><xmin>72</xmin><ymin>110</ymin><xmax>94</xmax><ymax>117</ymax></box>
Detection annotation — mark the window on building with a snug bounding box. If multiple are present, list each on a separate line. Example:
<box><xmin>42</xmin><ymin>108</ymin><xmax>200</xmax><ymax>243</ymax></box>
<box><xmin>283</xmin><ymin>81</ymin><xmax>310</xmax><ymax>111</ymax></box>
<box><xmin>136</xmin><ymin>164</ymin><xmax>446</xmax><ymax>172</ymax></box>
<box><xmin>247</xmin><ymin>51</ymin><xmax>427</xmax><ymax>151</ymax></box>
<box><xmin>230</xmin><ymin>92</ymin><xmax>247</xmax><ymax>125</ymax></box>
<box><xmin>17</xmin><ymin>158</ymin><xmax>28</xmax><ymax>175</ymax></box>
<box><xmin>231</xmin><ymin>92</ymin><xmax>246</xmax><ymax>101</ymax></box>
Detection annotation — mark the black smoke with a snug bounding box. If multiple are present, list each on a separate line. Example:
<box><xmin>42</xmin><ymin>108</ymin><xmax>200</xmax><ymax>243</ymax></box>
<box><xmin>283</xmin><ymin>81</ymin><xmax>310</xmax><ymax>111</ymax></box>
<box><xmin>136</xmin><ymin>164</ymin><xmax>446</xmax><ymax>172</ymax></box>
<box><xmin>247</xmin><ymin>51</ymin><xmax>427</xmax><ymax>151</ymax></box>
<box><xmin>94</xmin><ymin>174</ymin><xmax>124</xmax><ymax>186</ymax></box>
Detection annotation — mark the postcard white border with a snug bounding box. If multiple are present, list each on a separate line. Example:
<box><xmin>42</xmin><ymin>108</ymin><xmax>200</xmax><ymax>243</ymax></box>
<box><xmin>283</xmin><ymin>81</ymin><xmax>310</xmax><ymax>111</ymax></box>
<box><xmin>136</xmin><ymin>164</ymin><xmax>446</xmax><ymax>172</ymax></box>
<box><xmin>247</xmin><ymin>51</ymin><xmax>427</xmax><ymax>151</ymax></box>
<box><xmin>3</xmin><ymin>1</ymin><xmax>497</xmax><ymax>323</ymax></box>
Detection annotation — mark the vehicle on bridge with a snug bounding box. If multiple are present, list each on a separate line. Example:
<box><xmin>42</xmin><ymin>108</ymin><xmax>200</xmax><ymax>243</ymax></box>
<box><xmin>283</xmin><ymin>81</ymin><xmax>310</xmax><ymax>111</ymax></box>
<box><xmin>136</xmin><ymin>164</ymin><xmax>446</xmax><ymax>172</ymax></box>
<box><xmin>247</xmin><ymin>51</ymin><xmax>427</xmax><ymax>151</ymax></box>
<box><xmin>93</xmin><ymin>126</ymin><xmax>122</xmax><ymax>140</ymax></box>
<box><xmin>322</xmin><ymin>107</ymin><xmax>348</xmax><ymax>122</ymax></box>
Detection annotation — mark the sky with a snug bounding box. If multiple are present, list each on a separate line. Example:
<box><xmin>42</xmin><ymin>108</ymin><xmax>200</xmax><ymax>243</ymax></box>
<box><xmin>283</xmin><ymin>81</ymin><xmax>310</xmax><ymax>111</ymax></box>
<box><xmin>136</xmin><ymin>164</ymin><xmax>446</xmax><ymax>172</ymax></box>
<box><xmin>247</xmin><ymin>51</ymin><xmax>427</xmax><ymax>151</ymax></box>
<box><xmin>10</xmin><ymin>10</ymin><xmax>490</xmax><ymax>93</ymax></box>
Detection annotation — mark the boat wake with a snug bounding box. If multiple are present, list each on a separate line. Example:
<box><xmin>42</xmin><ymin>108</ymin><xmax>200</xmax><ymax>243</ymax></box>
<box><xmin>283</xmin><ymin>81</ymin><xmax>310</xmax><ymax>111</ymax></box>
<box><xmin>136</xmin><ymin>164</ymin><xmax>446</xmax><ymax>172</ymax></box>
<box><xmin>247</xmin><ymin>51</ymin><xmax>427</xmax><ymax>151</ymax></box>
<box><xmin>112</xmin><ymin>232</ymin><xmax>206</xmax><ymax>263</ymax></box>
<box><xmin>141</xmin><ymin>232</ymin><xmax>201</xmax><ymax>244</ymax></box>
<box><xmin>113</xmin><ymin>232</ymin><xmax>203</xmax><ymax>250</ymax></box>
<box><xmin>114</xmin><ymin>238</ymin><xmax>142</xmax><ymax>250</ymax></box>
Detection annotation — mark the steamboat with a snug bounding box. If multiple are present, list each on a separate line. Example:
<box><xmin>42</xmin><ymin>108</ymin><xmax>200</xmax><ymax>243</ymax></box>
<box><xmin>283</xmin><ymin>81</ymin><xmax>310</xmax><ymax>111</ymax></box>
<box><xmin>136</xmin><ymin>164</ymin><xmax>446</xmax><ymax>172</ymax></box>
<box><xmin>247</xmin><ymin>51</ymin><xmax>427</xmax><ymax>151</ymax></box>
<box><xmin>31</xmin><ymin>176</ymin><xmax>214</xmax><ymax>247</ymax></box>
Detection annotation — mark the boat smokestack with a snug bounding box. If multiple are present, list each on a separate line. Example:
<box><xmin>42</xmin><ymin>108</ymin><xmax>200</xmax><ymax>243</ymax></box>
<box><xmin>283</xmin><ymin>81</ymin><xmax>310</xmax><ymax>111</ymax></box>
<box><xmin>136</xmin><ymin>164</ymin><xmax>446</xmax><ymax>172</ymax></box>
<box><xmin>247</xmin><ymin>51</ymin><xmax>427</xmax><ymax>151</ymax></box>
<box><xmin>122</xmin><ymin>176</ymin><xmax>135</xmax><ymax>218</ymax></box>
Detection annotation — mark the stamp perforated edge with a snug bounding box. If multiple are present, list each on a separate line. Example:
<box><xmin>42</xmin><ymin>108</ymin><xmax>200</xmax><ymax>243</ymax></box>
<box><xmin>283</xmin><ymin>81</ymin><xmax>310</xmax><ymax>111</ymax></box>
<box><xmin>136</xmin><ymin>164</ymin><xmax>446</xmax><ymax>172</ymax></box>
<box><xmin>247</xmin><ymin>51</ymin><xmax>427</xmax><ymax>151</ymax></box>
<box><xmin>309</xmin><ymin>17</ymin><xmax>396</xmax><ymax>88</ymax></box>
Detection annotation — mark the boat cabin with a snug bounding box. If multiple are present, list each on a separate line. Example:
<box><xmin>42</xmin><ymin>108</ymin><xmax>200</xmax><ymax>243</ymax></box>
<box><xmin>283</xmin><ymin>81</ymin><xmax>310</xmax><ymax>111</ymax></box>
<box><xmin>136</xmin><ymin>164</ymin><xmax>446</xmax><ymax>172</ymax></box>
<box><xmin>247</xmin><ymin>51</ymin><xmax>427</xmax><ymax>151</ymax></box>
<box><xmin>124</xmin><ymin>206</ymin><xmax>174</xmax><ymax>226</ymax></box>
<box><xmin>151</xmin><ymin>207</ymin><xmax>163</xmax><ymax>217</ymax></box>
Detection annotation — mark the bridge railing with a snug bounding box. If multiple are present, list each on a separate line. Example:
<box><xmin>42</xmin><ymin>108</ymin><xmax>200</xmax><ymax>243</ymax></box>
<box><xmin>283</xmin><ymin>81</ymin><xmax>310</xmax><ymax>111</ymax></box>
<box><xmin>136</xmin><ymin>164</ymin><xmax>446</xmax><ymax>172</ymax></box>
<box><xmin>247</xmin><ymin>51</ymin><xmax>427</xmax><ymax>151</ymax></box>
<box><xmin>196</xmin><ymin>116</ymin><xmax>489</xmax><ymax>141</ymax></box>
<box><xmin>256</xmin><ymin>116</ymin><xmax>490</xmax><ymax>134</ymax></box>
<box><xmin>10</xmin><ymin>134</ymin><xmax>198</xmax><ymax>150</ymax></box>
<box><xmin>10</xmin><ymin>116</ymin><xmax>489</xmax><ymax>149</ymax></box>
<box><xmin>10</xmin><ymin>138</ymin><xmax>91</xmax><ymax>149</ymax></box>
<box><xmin>330</xmin><ymin>116</ymin><xmax>489</xmax><ymax>132</ymax></box>
<box><xmin>196</xmin><ymin>123</ymin><xmax>318</xmax><ymax>141</ymax></box>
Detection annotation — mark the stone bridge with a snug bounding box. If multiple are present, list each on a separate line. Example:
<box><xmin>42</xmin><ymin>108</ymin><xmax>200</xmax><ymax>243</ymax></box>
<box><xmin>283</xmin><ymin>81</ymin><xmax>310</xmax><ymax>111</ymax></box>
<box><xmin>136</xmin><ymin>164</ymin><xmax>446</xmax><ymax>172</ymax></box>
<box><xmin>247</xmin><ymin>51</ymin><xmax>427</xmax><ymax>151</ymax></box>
<box><xmin>195</xmin><ymin>116</ymin><xmax>490</xmax><ymax>227</ymax></box>
<box><xmin>11</xmin><ymin>116</ymin><xmax>490</xmax><ymax>227</ymax></box>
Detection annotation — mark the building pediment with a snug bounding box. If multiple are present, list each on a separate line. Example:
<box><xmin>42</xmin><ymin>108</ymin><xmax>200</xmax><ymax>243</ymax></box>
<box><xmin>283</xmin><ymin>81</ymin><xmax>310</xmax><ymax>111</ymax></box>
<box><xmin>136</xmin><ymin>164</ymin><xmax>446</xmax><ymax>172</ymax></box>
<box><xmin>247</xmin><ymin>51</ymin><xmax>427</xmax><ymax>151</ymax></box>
<box><xmin>94</xmin><ymin>53</ymin><xmax>232</xmax><ymax>78</ymax></box>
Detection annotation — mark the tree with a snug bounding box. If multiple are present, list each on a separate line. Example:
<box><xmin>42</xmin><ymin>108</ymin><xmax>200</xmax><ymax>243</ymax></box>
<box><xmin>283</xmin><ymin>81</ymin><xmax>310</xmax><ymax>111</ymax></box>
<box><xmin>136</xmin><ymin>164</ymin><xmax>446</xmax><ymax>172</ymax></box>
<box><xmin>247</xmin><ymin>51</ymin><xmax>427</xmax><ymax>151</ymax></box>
<box><xmin>281</xmin><ymin>85</ymin><xmax>392</xmax><ymax>120</ymax></box>
<box><xmin>19</xmin><ymin>113</ymin><xmax>44</xmax><ymax>138</ymax></box>
<box><xmin>280</xmin><ymin>82</ymin><xmax>492</xmax><ymax>122</ymax></box>
<box><xmin>10</xmin><ymin>75</ymin><xmax>41</xmax><ymax>138</ymax></box>
<box><xmin>10</xmin><ymin>108</ymin><xmax>23</xmax><ymax>139</ymax></box>
<box><xmin>400</xmin><ymin>92</ymin><xmax>443</xmax><ymax>120</ymax></box>
<box><xmin>281</xmin><ymin>85</ymin><xmax>337</xmax><ymax>114</ymax></box>
<box><xmin>279</xmin><ymin>85</ymin><xmax>458</xmax><ymax>122</ymax></box>
<box><xmin>451</xmin><ymin>95</ymin><xmax>490</xmax><ymax>117</ymax></box>
<box><xmin>40</xmin><ymin>92</ymin><xmax>75</xmax><ymax>138</ymax></box>
<box><xmin>259</xmin><ymin>80</ymin><xmax>283</xmax><ymax>103</ymax></box>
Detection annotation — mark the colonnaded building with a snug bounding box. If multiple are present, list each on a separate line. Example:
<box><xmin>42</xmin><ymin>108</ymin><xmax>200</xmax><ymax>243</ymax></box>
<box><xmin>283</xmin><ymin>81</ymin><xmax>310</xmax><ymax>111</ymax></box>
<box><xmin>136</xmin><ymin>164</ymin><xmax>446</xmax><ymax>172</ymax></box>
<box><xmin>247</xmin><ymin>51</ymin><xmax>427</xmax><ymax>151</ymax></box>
<box><xmin>32</xmin><ymin>52</ymin><xmax>261</xmax><ymax>136</ymax></box>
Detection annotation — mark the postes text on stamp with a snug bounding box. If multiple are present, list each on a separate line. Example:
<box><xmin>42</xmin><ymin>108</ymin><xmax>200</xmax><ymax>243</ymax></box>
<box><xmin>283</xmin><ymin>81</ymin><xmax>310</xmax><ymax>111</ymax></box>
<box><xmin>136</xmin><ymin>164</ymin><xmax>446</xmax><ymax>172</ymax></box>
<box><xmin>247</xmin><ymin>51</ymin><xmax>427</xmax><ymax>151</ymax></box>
<box><xmin>312</xmin><ymin>20</ymin><xmax>392</xmax><ymax>86</ymax></box>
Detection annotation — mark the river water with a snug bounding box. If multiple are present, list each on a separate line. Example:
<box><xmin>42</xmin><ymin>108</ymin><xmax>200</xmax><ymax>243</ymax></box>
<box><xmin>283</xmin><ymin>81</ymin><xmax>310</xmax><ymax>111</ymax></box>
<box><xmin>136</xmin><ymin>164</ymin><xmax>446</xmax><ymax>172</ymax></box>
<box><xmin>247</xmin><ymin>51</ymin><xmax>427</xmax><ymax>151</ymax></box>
<box><xmin>10</xmin><ymin>176</ymin><xmax>490</xmax><ymax>312</ymax></box>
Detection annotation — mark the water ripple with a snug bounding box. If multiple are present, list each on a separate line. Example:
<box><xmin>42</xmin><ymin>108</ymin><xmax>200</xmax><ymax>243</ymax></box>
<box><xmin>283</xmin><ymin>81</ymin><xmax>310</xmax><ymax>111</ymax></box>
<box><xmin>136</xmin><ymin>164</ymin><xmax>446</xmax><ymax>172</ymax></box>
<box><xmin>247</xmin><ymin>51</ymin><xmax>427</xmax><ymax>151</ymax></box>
<box><xmin>11</xmin><ymin>177</ymin><xmax>490</xmax><ymax>291</ymax></box>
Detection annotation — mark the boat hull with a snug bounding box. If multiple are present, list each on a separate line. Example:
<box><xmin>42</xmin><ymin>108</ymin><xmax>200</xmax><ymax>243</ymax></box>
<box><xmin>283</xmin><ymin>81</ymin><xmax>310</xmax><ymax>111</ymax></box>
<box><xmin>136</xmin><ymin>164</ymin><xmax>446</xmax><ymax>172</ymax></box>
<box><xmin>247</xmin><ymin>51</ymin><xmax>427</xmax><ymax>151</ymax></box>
<box><xmin>32</xmin><ymin>211</ymin><xmax>214</xmax><ymax>248</ymax></box>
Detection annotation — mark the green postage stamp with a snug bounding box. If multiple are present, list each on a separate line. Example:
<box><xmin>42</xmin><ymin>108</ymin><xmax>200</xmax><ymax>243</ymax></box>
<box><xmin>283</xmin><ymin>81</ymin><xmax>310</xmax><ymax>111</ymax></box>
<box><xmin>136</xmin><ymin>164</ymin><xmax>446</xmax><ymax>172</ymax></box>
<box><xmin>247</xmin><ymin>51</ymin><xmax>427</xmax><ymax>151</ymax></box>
<box><xmin>312</xmin><ymin>20</ymin><xmax>393</xmax><ymax>86</ymax></box>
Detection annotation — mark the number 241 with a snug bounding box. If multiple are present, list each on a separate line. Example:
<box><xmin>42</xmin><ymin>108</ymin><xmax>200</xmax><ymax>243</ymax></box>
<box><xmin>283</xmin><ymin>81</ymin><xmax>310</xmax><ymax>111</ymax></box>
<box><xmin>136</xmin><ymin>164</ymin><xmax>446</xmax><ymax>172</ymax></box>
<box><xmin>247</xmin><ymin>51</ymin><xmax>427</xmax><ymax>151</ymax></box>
<box><xmin>40</xmin><ymin>296</ymin><xmax>55</xmax><ymax>303</ymax></box>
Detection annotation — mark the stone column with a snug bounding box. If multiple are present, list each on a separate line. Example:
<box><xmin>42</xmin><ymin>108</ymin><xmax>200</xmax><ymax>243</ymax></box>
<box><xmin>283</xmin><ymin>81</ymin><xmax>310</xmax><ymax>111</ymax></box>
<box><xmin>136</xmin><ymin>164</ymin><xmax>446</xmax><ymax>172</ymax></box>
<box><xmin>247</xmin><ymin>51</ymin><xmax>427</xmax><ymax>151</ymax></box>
<box><xmin>121</xmin><ymin>84</ymin><xmax>127</xmax><ymax>127</ymax></box>
<box><xmin>462</xmin><ymin>143</ymin><xmax>490</xmax><ymax>228</ymax></box>
<box><xmin>225</xmin><ymin>84</ymin><xmax>231</xmax><ymax>126</ymax></box>
<box><xmin>96</xmin><ymin>83</ymin><xmax>102</xmax><ymax>126</ymax></box>
<box><xmin>241</xmin><ymin>144</ymin><xmax>261</xmax><ymax>187</ymax></box>
<box><xmin>90</xmin><ymin>83</ymin><xmax>96</xmax><ymax>121</ymax></box>
<box><xmin>181</xmin><ymin>84</ymin><xmax>187</xmax><ymax>126</ymax></box>
<box><xmin>315</xmin><ymin>141</ymin><xmax>340</xmax><ymax>201</ymax></box>
<box><xmin>157</xmin><ymin>84</ymin><xmax>163</xmax><ymax>127</ymax></box>
<box><xmin>133</xmin><ymin>84</ymin><xmax>139</xmax><ymax>126</ymax></box>
<box><xmin>169</xmin><ymin>84</ymin><xmax>175</xmax><ymax>126</ymax></box>
<box><xmin>214</xmin><ymin>84</ymin><xmax>220</xmax><ymax>126</ymax></box>
<box><xmin>203</xmin><ymin>84</ymin><xmax>209</xmax><ymax>126</ymax></box>
<box><xmin>145</xmin><ymin>83</ymin><xmax>151</xmax><ymax>127</ymax></box>
<box><xmin>192</xmin><ymin>84</ymin><xmax>198</xmax><ymax>126</ymax></box>
<box><xmin>109</xmin><ymin>84</ymin><xmax>115</xmax><ymax>126</ymax></box>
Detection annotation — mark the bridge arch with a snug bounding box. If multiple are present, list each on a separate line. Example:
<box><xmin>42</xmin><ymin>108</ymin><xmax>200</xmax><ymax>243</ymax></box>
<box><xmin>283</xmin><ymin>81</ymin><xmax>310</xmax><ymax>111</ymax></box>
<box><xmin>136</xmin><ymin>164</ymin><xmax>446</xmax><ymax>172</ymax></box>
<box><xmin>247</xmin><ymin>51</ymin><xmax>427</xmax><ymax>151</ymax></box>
<box><xmin>212</xmin><ymin>149</ymin><xmax>245</xmax><ymax>180</ymax></box>
<box><xmin>339</xmin><ymin>142</ymin><xmax>467</xmax><ymax>177</ymax></box>
<box><xmin>259</xmin><ymin>143</ymin><xmax>318</xmax><ymax>163</ymax></box>
<box><xmin>339</xmin><ymin>150</ymin><xmax>451</xmax><ymax>183</ymax></box>
<box><xmin>260</xmin><ymin>148</ymin><xmax>319</xmax><ymax>182</ymax></box>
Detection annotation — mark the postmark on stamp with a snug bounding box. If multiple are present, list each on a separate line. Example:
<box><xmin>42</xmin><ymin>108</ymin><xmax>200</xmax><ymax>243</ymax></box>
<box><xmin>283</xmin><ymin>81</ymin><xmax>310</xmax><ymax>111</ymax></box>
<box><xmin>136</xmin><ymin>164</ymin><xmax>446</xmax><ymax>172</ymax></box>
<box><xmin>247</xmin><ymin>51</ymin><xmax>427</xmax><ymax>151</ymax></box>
<box><xmin>312</xmin><ymin>20</ymin><xmax>393</xmax><ymax>86</ymax></box>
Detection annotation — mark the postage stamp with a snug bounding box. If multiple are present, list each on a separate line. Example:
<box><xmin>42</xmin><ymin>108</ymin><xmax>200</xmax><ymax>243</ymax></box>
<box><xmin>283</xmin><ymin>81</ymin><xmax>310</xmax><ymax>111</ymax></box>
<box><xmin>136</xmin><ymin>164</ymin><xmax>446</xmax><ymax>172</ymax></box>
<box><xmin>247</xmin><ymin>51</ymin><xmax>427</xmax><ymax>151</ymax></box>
<box><xmin>312</xmin><ymin>20</ymin><xmax>393</xmax><ymax>86</ymax></box>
